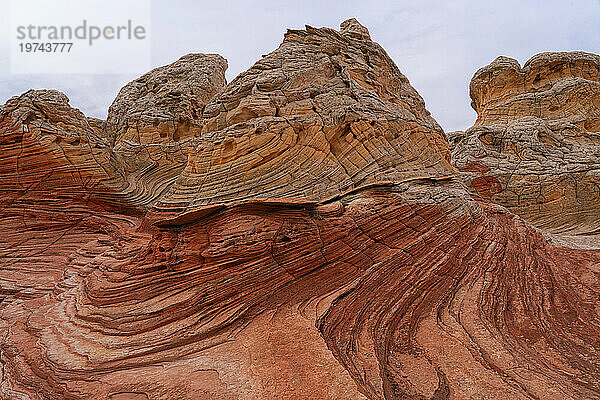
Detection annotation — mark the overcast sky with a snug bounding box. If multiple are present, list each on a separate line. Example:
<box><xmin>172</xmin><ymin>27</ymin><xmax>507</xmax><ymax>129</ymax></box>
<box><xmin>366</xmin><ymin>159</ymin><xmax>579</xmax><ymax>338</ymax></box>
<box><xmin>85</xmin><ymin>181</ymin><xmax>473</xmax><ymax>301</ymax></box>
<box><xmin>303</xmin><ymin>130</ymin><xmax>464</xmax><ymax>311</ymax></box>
<box><xmin>0</xmin><ymin>0</ymin><xmax>598</xmax><ymax>131</ymax></box>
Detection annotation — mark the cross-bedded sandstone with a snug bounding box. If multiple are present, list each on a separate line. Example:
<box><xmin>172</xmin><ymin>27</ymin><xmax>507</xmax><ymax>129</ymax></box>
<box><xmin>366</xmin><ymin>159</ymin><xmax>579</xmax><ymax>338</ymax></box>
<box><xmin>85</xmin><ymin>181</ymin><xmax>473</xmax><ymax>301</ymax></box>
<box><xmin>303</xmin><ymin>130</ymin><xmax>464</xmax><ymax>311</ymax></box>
<box><xmin>1</xmin><ymin>19</ymin><xmax>599</xmax><ymax>400</ymax></box>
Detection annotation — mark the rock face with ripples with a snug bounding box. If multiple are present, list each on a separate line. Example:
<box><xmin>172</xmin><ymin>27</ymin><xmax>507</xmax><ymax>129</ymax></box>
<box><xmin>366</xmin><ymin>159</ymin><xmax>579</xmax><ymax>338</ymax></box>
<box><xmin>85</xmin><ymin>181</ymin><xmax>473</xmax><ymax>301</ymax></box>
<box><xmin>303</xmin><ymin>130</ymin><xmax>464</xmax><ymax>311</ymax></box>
<box><xmin>153</xmin><ymin>17</ymin><xmax>451</xmax><ymax>216</ymax></box>
<box><xmin>1</xmin><ymin>19</ymin><xmax>599</xmax><ymax>400</ymax></box>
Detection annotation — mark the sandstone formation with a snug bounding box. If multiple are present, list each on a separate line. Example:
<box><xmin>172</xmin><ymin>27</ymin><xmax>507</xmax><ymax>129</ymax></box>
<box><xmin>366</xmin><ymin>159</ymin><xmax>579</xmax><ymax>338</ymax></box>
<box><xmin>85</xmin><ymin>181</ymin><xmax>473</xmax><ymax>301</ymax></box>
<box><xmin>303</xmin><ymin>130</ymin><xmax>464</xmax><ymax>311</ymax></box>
<box><xmin>1</xmin><ymin>19</ymin><xmax>600</xmax><ymax>400</ymax></box>
<box><xmin>452</xmin><ymin>52</ymin><xmax>600</xmax><ymax>234</ymax></box>
<box><xmin>107</xmin><ymin>53</ymin><xmax>228</xmax><ymax>144</ymax></box>
<box><xmin>152</xmin><ymin>17</ymin><xmax>451</xmax><ymax>217</ymax></box>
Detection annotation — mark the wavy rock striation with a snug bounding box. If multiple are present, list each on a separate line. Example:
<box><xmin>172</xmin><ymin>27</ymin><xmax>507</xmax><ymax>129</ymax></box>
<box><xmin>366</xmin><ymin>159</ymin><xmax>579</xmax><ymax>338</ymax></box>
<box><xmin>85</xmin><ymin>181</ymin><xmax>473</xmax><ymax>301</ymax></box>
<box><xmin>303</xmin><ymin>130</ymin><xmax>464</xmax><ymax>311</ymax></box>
<box><xmin>1</xmin><ymin>19</ymin><xmax>599</xmax><ymax>400</ymax></box>
<box><xmin>107</xmin><ymin>53</ymin><xmax>228</xmax><ymax>145</ymax></box>
<box><xmin>152</xmin><ymin>17</ymin><xmax>452</xmax><ymax>217</ymax></box>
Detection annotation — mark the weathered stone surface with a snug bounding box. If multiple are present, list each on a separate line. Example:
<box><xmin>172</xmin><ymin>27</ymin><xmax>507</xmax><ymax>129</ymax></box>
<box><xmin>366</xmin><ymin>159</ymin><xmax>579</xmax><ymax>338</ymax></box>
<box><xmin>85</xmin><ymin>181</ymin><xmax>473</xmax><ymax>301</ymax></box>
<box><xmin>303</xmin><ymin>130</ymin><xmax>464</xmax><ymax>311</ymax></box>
<box><xmin>0</xmin><ymin>89</ymin><xmax>120</xmax><ymax>205</ymax></box>
<box><xmin>453</xmin><ymin>52</ymin><xmax>600</xmax><ymax>234</ymax></box>
<box><xmin>0</xmin><ymin>88</ymin><xmax>193</xmax><ymax>215</ymax></box>
<box><xmin>107</xmin><ymin>53</ymin><xmax>227</xmax><ymax>144</ymax></box>
<box><xmin>1</xmin><ymin>19</ymin><xmax>600</xmax><ymax>400</ymax></box>
<box><xmin>152</xmin><ymin>19</ymin><xmax>452</xmax><ymax>216</ymax></box>
<box><xmin>469</xmin><ymin>52</ymin><xmax>600</xmax><ymax>129</ymax></box>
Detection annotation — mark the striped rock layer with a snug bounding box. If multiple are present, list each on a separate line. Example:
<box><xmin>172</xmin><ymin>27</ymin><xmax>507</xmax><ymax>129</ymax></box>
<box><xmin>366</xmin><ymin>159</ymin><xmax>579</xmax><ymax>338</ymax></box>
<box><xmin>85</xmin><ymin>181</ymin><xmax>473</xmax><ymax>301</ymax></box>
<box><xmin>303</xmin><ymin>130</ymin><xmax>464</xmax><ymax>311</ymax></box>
<box><xmin>1</xmin><ymin>19</ymin><xmax>600</xmax><ymax>400</ymax></box>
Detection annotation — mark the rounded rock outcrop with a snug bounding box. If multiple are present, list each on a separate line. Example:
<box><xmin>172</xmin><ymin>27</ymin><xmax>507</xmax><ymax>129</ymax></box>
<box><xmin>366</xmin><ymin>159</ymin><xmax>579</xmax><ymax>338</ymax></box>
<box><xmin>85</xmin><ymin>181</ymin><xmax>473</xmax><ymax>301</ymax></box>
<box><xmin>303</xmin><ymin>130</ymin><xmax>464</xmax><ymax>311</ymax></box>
<box><xmin>454</xmin><ymin>52</ymin><xmax>600</xmax><ymax>234</ymax></box>
<box><xmin>107</xmin><ymin>53</ymin><xmax>228</xmax><ymax>144</ymax></box>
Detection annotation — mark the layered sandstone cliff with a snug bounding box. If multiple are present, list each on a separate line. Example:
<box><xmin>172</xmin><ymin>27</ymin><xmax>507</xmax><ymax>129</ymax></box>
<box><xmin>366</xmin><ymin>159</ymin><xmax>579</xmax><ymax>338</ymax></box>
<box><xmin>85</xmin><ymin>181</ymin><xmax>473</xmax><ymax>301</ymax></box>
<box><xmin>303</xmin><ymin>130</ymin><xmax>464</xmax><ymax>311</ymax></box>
<box><xmin>1</xmin><ymin>19</ymin><xmax>599</xmax><ymax>400</ymax></box>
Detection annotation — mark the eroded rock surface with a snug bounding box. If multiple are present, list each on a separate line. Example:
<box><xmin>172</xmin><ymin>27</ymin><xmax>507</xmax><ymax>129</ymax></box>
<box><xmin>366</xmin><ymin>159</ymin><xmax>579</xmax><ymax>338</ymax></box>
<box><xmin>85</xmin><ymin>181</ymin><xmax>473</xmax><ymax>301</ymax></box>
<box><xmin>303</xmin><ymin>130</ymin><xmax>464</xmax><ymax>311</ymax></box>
<box><xmin>107</xmin><ymin>53</ymin><xmax>227</xmax><ymax>144</ymax></box>
<box><xmin>153</xmin><ymin>19</ymin><xmax>452</xmax><ymax>216</ymax></box>
<box><xmin>1</xmin><ymin>20</ymin><xmax>599</xmax><ymax>400</ymax></box>
<box><xmin>453</xmin><ymin>52</ymin><xmax>600</xmax><ymax>234</ymax></box>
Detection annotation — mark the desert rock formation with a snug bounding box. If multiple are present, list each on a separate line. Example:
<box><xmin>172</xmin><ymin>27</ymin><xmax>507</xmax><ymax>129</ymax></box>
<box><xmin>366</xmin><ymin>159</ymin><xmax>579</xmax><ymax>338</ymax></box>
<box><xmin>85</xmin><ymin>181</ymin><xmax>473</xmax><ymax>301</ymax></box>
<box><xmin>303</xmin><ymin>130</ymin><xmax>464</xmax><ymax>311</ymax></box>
<box><xmin>153</xmin><ymin>17</ymin><xmax>451</xmax><ymax>217</ymax></box>
<box><xmin>452</xmin><ymin>52</ymin><xmax>600</xmax><ymax>234</ymax></box>
<box><xmin>1</xmin><ymin>19</ymin><xmax>599</xmax><ymax>400</ymax></box>
<box><xmin>107</xmin><ymin>53</ymin><xmax>228</xmax><ymax>144</ymax></box>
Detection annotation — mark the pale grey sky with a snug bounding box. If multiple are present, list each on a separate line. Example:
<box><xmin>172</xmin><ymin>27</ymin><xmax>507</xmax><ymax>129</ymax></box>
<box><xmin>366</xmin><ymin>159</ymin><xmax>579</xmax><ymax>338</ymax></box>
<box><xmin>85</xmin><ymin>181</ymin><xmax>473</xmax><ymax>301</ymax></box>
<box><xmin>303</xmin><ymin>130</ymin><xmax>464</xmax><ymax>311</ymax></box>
<box><xmin>1</xmin><ymin>0</ymin><xmax>598</xmax><ymax>131</ymax></box>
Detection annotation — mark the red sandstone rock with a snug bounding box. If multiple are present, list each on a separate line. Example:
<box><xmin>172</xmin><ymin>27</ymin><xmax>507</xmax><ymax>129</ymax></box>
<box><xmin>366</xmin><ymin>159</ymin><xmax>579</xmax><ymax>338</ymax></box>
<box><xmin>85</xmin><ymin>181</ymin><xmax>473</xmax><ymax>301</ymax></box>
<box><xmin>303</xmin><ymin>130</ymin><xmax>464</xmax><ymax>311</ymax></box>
<box><xmin>1</xmin><ymin>19</ymin><xmax>599</xmax><ymax>400</ymax></box>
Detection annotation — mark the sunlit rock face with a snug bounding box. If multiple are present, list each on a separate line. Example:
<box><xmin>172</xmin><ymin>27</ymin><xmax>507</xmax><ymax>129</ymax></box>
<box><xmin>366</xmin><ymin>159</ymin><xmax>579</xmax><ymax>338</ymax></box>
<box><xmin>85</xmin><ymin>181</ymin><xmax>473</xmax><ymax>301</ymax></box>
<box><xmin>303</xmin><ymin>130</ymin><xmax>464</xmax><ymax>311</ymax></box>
<box><xmin>453</xmin><ymin>52</ymin><xmax>600</xmax><ymax>234</ymax></box>
<box><xmin>1</xmin><ymin>20</ymin><xmax>600</xmax><ymax>400</ymax></box>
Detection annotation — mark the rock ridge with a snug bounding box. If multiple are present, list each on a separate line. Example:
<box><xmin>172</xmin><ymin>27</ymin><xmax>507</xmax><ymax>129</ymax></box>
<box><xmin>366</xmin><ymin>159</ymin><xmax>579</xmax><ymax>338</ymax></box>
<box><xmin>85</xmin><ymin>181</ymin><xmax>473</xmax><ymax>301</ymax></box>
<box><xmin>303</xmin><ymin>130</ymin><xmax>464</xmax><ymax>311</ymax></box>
<box><xmin>1</xmin><ymin>19</ymin><xmax>599</xmax><ymax>400</ymax></box>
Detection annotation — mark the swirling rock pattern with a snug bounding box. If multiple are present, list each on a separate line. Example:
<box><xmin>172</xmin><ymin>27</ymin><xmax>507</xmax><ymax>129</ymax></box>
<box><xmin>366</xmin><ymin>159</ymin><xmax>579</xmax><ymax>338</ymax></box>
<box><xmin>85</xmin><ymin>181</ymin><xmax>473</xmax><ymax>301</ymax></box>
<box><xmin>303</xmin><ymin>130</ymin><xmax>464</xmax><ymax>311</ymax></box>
<box><xmin>1</xmin><ymin>19</ymin><xmax>599</xmax><ymax>400</ymax></box>
<box><xmin>152</xmin><ymin>17</ymin><xmax>452</xmax><ymax>216</ymax></box>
